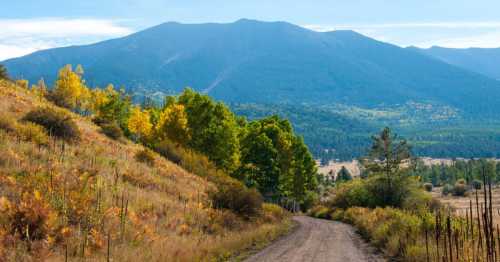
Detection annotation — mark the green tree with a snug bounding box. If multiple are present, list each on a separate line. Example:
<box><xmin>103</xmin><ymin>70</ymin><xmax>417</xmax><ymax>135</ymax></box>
<box><xmin>362</xmin><ymin>127</ymin><xmax>412</xmax><ymax>206</ymax></box>
<box><xmin>177</xmin><ymin>88</ymin><xmax>241</xmax><ymax>173</ymax></box>
<box><xmin>155</xmin><ymin>103</ymin><xmax>190</xmax><ymax>144</ymax></box>
<box><xmin>93</xmin><ymin>85</ymin><xmax>132</xmax><ymax>133</ymax></box>
<box><xmin>238</xmin><ymin>115</ymin><xmax>317</xmax><ymax>204</ymax></box>
<box><xmin>336</xmin><ymin>166</ymin><xmax>352</xmax><ymax>182</ymax></box>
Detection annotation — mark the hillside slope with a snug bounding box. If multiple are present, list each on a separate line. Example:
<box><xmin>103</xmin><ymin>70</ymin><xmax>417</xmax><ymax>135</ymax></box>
<box><xmin>4</xmin><ymin>19</ymin><xmax>500</xmax><ymax>116</ymax></box>
<box><xmin>414</xmin><ymin>46</ymin><xmax>500</xmax><ymax>80</ymax></box>
<box><xmin>0</xmin><ymin>80</ymin><xmax>290</xmax><ymax>261</ymax></box>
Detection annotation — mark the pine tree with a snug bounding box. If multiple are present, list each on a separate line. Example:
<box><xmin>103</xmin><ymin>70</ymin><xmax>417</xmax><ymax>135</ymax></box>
<box><xmin>336</xmin><ymin>166</ymin><xmax>352</xmax><ymax>182</ymax></box>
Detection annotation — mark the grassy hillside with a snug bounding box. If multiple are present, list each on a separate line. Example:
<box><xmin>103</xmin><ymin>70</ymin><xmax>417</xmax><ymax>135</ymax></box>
<box><xmin>0</xmin><ymin>79</ymin><xmax>291</xmax><ymax>261</ymax></box>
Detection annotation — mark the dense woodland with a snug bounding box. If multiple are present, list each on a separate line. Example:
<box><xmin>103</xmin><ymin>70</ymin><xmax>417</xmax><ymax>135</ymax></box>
<box><xmin>232</xmin><ymin>103</ymin><xmax>500</xmax><ymax>162</ymax></box>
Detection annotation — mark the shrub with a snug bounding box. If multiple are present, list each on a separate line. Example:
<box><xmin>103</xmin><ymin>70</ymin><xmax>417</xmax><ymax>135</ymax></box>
<box><xmin>0</xmin><ymin>115</ymin><xmax>17</xmax><ymax>132</ymax></box>
<box><xmin>209</xmin><ymin>178</ymin><xmax>263</xmax><ymax>218</ymax></box>
<box><xmin>23</xmin><ymin>107</ymin><xmax>80</xmax><ymax>141</ymax></box>
<box><xmin>100</xmin><ymin>122</ymin><xmax>123</xmax><ymax>140</ymax></box>
<box><xmin>16</xmin><ymin>122</ymin><xmax>49</xmax><ymax>146</ymax></box>
<box><xmin>330</xmin><ymin>174</ymin><xmax>427</xmax><ymax>209</ymax></box>
<box><xmin>153</xmin><ymin>140</ymin><xmax>183</xmax><ymax>164</ymax></box>
<box><xmin>423</xmin><ymin>183</ymin><xmax>433</xmax><ymax>192</ymax></box>
<box><xmin>4</xmin><ymin>193</ymin><xmax>55</xmax><ymax>241</ymax></box>
<box><xmin>330</xmin><ymin>179</ymin><xmax>374</xmax><ymax>208</ymax></box>
<box><xmin>472</xmin><ymin>179</ymin><xmax>483</xmax><ymax>190</ymax></box>
<box><xmin>453</xmin><ymin>182</ymin><xmax>467</xmax><ymax>196</ymax></box>
<box><xmin>262</xmin><ymin>203</ymin><xmax>288</xmax><ymax>223</ymax></box>
<box><xmin>135</xmin><ymin>149</ymin><xmax>155</xmax><ymax>166</ymax></box>
<box><xmin>309</xmin><ymin>205</ymin><xmax>331</xmax><ymax>219</ymax></box>
<box><xmin>442</xmin><ymin>184</ymin><xmax>453</xmax><ymax>196</ymax></box>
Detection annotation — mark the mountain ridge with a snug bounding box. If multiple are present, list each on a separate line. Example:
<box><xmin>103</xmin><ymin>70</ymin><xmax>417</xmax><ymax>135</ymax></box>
<box><xmin>4</xmin><ymin>19</ymin><xmax>500</xmax><ymax>117</ymax></box>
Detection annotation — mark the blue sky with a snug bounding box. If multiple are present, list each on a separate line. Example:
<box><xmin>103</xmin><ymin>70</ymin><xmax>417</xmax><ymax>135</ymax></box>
<box><xmin>1</xmin><ymin>0</ymin><xmax>500</xmax><ymax>60</ymax></box>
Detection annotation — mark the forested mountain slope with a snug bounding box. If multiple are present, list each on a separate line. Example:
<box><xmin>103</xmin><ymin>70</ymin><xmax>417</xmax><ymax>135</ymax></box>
<box><xmin>5</xmin><ymin>19</ymin><xmax>500</xmax><ymax>116</ymax></box>
<box><xmin>414</xmin><ymin>46</ymin><xmax>500</xmax><ymax>80</ymax></box>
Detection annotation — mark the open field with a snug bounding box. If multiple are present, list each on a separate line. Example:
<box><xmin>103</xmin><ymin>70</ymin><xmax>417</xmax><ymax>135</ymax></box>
<box><xmin>433</xmin><ymin>186</ymin><xmax>500</xmax><ymax>226</ymax></box>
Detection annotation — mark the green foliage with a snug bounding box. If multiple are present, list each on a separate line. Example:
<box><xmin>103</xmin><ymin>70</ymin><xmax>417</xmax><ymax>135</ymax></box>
<box><xmin>362</xmin><ymin>127</ymin><xmax>411</xmax><ymax>176</ymax></box>
<box><xmin>209</xmin><ymin>178</ymin><xmax>263</xmax><ymax>218</ymax></box>
<box><xmin>134</xmin><ymin>149</ymin><xmax>155</xmax><ymax>166</ymax></box>
<box><xmin>330</xmin><ymin>175</ymin><xmax>431</xmax><ymax>210</ymax></box>
<box><xmin>237</xmin><ymin>116</ymin><xmax>318</xmax><ymax>205</ymax></box>
<box><xmin>423</xmin><ymin>183</ymin><xmax>433</xmax><ymax>192</ymax></box>
<box><xmin>177</xmin><ymin>88</ymin><xmax>241</xmax><ymax>173</ymax></box>
<box><xmin>22</xmin><ymin>107</ymin><xmax>80</xmax><ymax>141</ymax></box>
<box><xmin>93</xmin><ymin>86</ymin><xmax>132</xmax><ymax>133</ymax></box>
<box><xmin>442</xmin><ymin>184</ymin><xmax>453</xmax><ymax>196</ymax></box>
<box><xmin>336</xmin><ymin>166</ymin><xmax>352</xmax><ymax>182</ymax></box>
<box><xmin>415</xmin><ymin>159</ymin><xmax>499</xmax><ymax>188</ymax></box>
<box><xmin>100</xmin><ymin>122</ymin><xmax>124</xmax><ymax>140</ymax></box>
<box><xmin>453</xmin><ymin>179</ymin><xmax>467</xmax><ymax>196</ymax></box>
<box><xmin>472</xmin><ymin>179</ymin><xmax>483</xmax><ymax>190</ymax></box>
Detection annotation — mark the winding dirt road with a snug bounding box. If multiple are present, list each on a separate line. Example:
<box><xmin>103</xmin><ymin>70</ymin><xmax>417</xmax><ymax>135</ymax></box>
<box><xmin>246</xmin><ymin>216</ymin><xmax>385</xmax><ymax>262</ymax></box>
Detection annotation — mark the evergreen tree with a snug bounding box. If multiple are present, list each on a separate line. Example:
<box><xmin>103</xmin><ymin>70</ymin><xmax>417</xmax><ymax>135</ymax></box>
<box><xmin>336</xmin><ymin>166</ymin><xmax>352</xmax><ymax>182</ymax></box>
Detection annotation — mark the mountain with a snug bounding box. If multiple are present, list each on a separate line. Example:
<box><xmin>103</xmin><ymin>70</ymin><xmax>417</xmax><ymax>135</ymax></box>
<box><xmin>414</xmin><ymin>46</ymin><xmax>500</xmax><ymax>80</ymax></box>
<box><xmin>4</xmin><ymin>19</ymin><xmax>500</xmax><ymax>117</ymax></box>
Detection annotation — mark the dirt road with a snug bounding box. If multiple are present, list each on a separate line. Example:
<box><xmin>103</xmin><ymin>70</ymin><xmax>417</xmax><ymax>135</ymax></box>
<box><xmin>245</xmin><ymin>216</ymin><xmax>385</xmax><ymax>262</ymax></box>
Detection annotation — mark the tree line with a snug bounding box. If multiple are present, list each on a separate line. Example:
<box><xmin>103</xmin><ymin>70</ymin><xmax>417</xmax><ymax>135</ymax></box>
<box><xmin>15</xmin><ymin>64</ymin><xmax>319</xmax><ymax>207</ymax></box>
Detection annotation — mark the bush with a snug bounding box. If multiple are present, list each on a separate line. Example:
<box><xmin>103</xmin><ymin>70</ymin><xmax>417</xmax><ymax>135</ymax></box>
<box><xmin>0</xmin><ymin>115</ymin><xmax>17</xmax><ymax>132</ymax></box>
<box><xmin>16</xmin><ymin>122</ymin><xmax>49</xmax><ymax>146</ymax></box>
<box><xmin>472</xmin><ymin>179</ymin><xmax>483</xmax><ymax>190</ymax></box>
<box><xmin>209</xmin><ymin>178</ymin><xmax>263</xmax><ymax>218</ymax></box>
<box><xmin>453</xmin><ymin>182</ymin><xmax>467</xmax><ymax>196</ymax></box>
<box><xmin>135</xmin><ymin>149</ymin><xmax>155</xmax><ymax>166</ymax></box>
<box><xmin>330</xmin><ymin>175</ymin><xmax>428</xmax><ymax>209</ymax></box>
<box><xmin>442</xmin><ymin>184</ymin><xmax>453</xmax><ymax>196</ymax></box>
<box><xmin>100</xmin><ymin>122</ymin><xmax>123</xmax><ymax>140</ymax></box>
<box><xmin>23</xmin><ymin>107</ymin><xmax>80</xmax><ymax>141</ymax></box>
<box><xmin>423</xmin><ymin>183</ymin><xmax>433</xmax><ymax>192</ymax></box>
<box><xmin>309</xmin><ymin>205</ymin><xmax>331</xmax><ymax>219</ymax></box>
<box><xmin>154</xmin><ymin>140</ymin><xmax>183</xmax><ymax>164</ymax></box>
<box><xmin>262</xmin><ymin>203</ymin><xmax>288</xmax><ymax>223</ymax></box>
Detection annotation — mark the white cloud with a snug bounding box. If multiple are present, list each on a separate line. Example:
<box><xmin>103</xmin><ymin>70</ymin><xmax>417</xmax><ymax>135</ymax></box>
<box><xmin>0</xmin><ymin>18</ymin><xmax>133</xmax><ymax>61</ymax></box>
<box><xmin>416</xmin><ymin>30</ymin><xmax>500</xmax><ymax>48</ymax></box>
<box><xmin>303</xmin><ymin>22</ymin><xmax>500</xmax><ymax>48</ymax></box>
<box><xmin>303</xmin><ymin>21</ymin><xmax>500</xmax><ymax>32</ymax></box>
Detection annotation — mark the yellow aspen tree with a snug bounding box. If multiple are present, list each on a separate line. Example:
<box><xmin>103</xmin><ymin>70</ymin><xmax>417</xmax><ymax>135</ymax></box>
<box><xmin>53</xmin><ymin>64</ymin><xmax>85</xmax><ymax>109</ymax></box>
<box><xmin>31</xmin><ymin>78</ymin><xmax>47</xmax><ymax>100</ymax></box>
<box><xmin>156</xmin><ymin>103</ymin><xmax>190</xmax><ymax>144</ymax></box>
<box><xmin>128</xmin><ymin>106</ymin><xmax>153</xmax><ymax>140</ymax></box>
<box><xmin>16</xmin><ymin>79</ymin><xmax>29</xmax><ymax>89</ymax></box>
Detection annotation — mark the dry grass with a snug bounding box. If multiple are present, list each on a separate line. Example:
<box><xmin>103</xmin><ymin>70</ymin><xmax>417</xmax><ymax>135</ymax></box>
<box><xmin>0</xmin><ymin>80</ymin><xmax>291</xmax><ymax>261</ymax></box>
<box><xmin>433</xmin><ymin>186</ymin><xmax>500</xmax><ymax>227</ymax></box>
